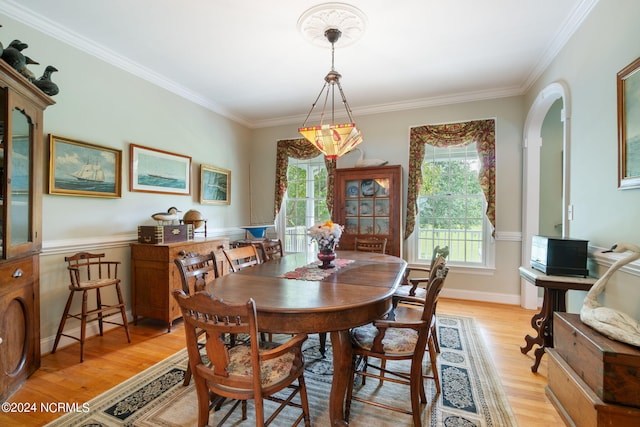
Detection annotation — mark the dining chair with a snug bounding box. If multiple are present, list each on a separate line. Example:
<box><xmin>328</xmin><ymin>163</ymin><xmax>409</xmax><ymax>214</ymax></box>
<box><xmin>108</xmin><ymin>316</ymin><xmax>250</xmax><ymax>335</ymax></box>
<box><xmin>354</xmin><ymin>237</ymin><xmax>388</xmax><ymax>254</ymax></box>
<box><xmin>172</xmin><ymin>289</ymin><xmax>311</xmax><ymax>427</ymax></box>
<box><xmin>174</xmin><ymin>252</ymin><xmax>220</xmax><ymax>386</ymax></box>
<box><xmin>345</xmin><ymin>264</ymin><xmax>449</xmax><ymax>426</ymax></box>
<box><xmin>51</xmin><ymin>252</ymin><xmax>131</xmax><ymax>362</ymax></box>
<box><xmin>397</xmin><ymin>245</ymin><xmax>449</xmax><ymax>298</ymax></box>
<box><xmin>256</xmin><ymin>238</ymin><xmax>284</xmax><ymax>262</ymax></box>
<box><xmin>393</xmin><ymin>254</ymin><xmax>447</xmax><ymax>353</ymax></box>
<box><xmin>223</xmin><ymin>244</ymin><xmax>262</xmax><ymax>272</ymax></box>
<box><xmin>394</xmin><ymin>245</ymin><xmax>449</xmax><ymax>352</ymax></box>
<box><xmin>174</xmin><ymin>251</ymin><xmax>220</xmax><ymax>294</ymax></box>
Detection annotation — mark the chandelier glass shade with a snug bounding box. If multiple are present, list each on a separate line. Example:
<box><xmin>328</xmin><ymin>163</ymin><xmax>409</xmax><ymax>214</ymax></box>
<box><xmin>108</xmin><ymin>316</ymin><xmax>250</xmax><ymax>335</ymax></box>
<box><xmin>299</xmin><ymin>28</ymin><xmax>363</xmax><ymax>160</ymax></box>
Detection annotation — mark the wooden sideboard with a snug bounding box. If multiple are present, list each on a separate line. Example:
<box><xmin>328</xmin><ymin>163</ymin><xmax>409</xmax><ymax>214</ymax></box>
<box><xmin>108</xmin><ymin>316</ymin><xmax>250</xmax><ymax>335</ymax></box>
<box><xmin>130</xmin><ymin>237</ymin><xmax>228</xmax><ymax>331</ymax></box>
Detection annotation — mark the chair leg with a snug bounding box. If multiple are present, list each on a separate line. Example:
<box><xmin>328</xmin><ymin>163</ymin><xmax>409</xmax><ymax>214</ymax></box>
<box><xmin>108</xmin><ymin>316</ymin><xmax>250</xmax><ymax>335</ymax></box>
<box><xmin>254</xmin><ymin>396</ymin><xmax>264</xmax><ymax>425</ymax></box>
<box><xmin>428</xmin><ymin>335</ymin><xmax>441</xmax><ymax>394</ymax></box>
<box><xmin>115</xmin><ymin>284</ymin><xmax>131</xmax><ymax>342</ymax></box>
<box><xmin>298</xmin><ymin>376</ymin><xmax>311</xmax><ymax>427</ymax></box>
<box><xmin>51</xmin><ymin>291</ymin><xmax>75</xmax><ymax>354</ymax></box>
<box><xmin>80</xmin><ymin>290</ymin><xmax>89</xmax><ymax>362</ymax></box>
<box><xmin>361</xmin><ymin>355</ymin><xmax>368</xmax><ymax>385</ymax></box>
<box><xmin>410</xmin><ymin>354</ymin><xmax>425</xmax><ymax>426</ymax></box>
<box><xmin>318</xmin><ymin>333</ymin><xmax>327</xmax><ymax>357</ymax></box>
<box><xmin>96</xmin><ymin>288</ymin><xmax>105</xmax><ymax>336</ymax></box>
<box><xmin>432</xmin><ymin>323</ymin><xmax>440</xmax><ymax>353</ymax></box>
<box><xmin>345</xmin><ymin>355</ymin><xmax>358</xmax><ymax>422</ymax></box>
<box><xmin>193</xmin><ymin>376</ymin><xmax>211</xmax><ymax>427</ymax></box>
<box><xmin>183</xmin><ymin>366</ymin><xmax>193</xmax><ymax>386</ymax></box>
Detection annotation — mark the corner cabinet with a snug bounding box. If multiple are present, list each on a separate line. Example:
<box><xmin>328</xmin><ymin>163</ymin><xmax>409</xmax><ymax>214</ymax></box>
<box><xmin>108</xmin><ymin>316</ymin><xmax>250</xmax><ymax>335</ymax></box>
<box><xmin>333</xmin><ymin>165</ymin><xmax>402</xmax><ymax>257</ymax></box>
<box><xmin>0</xmin><ymin>61</ymin><xmax>55</xmax><ymax>402</ymax></box>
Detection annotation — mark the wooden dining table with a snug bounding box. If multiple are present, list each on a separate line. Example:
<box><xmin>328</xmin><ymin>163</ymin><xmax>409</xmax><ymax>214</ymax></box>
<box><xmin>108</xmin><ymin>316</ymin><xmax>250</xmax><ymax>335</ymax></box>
<box><xmin>205</xmin><ymin>250</ymin><xmax>407</xmax><ymax>426</ymax></box>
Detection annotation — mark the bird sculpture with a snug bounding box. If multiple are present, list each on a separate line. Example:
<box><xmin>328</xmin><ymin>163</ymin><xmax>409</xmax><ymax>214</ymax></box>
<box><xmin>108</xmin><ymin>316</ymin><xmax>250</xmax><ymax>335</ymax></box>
<box><xmin>352</xmin><ymin>147</ymin><xmax>388</xmax><ymax>167</ymax></box>
<box><xmin>18</xmin><ymin>56</ymin><xmax>39</xmax><ymax>82</ymax></box>
<box><xmin>33</xmin><ymin>65</ymin><xmax>59</xmax><ymax>96</ymax></box>
<box><xmin>1</xmin><ymin>39</ymin><xmax>28</xmax><ymax>71</ymax></box>
<box><xmin>151</xmin><ymin>207</ymin><xmax>182</xmax><ymax>225</ymax></box>
<box><xmin>580</xmin><ymin>242</ymin><xmax>640</xmax><ymax>347</ymax></box>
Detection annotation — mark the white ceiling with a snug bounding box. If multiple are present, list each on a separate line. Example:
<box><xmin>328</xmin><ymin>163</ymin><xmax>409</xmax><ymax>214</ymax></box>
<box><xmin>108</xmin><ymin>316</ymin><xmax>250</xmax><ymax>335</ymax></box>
<box><xmin>1</xmin><ymin>0</ymin><xmax>597</xmax><ymax>128</ymax></box>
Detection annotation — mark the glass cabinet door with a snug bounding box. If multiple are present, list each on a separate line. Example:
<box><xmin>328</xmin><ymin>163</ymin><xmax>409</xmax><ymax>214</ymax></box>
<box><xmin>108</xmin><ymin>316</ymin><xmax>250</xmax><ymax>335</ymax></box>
<box><xmin>344</xmin><ymin>178</ymin><xmax>391</xmax><ymax>236</ymax></box>
<box><xmin>9</xmin><ymin>108</ymin><xmax>32</xmax><ymax>250</ymax></box>
<box><xmin>0</xmin><ymin>94</ymin><xmax>39</xmax><ymax>260</ymax></box>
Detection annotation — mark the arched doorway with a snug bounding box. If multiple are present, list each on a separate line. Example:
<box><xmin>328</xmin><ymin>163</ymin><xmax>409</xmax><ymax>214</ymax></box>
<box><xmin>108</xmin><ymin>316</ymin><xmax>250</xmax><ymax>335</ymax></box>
<box><xmin>521</xmin><ymin>82</ymin><xmax>571</xmax><ymax>308</ymax></box>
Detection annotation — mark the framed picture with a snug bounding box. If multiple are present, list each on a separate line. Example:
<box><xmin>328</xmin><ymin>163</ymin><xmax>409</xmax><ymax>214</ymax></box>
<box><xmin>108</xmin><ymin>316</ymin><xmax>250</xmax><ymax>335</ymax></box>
<box><xmin>200</xmin><ymin>164</ymin><xmax>230</xmax><ymax>205</ymax></box>
<box><xmin>48</xmin><ymin>134</ymin><xmax>122</xmax><ymax>198</ymax></box>
<box><xmin>617</xmin><ymin>56</ymin><xmax>640</xmax><ymax>189</ymax></box>
<box><xmin>130</xmin><ymin>144</ymin><xmax>191</xmax><ymax>195</ymax></box>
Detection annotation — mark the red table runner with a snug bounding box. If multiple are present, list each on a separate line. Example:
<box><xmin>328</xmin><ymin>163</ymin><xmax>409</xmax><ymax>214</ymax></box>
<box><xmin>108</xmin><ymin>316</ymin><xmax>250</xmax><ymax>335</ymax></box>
<box><xmin>281</xmin><ymin>258</ymin><xmax>355</xmax><ymax>281</ymax></box>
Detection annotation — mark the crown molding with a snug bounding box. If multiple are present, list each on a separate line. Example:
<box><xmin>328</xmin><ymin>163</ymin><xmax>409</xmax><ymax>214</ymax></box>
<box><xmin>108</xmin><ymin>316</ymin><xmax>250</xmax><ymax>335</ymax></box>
<box><xmin>1</xmin><ymin>0</ymin><xmax>600</xmax><ymax>130</ymax></box>
<box><xmin>521</xmin><ymin>0</ymin><xmax>600</xmax><ymax>91</ymax></box>
<box><xmin>0</xmin><ymin>0</ymin><xmax>254</xmax><ymax>128</ymax></box>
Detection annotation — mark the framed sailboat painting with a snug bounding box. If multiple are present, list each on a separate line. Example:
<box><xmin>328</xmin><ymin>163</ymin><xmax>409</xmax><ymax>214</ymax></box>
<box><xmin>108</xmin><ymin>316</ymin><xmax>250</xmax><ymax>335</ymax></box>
<box><xmin>48</xmin><ymin>135</ymin><xmax>122</xmax><ymax>198</ymax></box>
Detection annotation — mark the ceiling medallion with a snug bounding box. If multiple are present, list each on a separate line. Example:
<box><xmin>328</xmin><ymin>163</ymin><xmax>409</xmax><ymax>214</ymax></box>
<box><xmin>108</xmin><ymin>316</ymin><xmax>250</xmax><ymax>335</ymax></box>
<box><xmin>297</xmin><ymin>2</ymin><xmax>368</xmax><ymax>48</ymax></box>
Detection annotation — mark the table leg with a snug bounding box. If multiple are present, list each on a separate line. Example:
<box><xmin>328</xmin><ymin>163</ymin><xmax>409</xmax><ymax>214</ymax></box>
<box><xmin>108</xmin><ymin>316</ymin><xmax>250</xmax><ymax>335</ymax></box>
<box><xmin>329</xmin><ymin>330</ymin><xmax>351</xmax><ymax>426</ymax></box>
<box><xmin>520</xmin><ymin>309</ymin><xmax>545</xmax><ymax>355</ymax></box>
<box><xmin>520</xmin><ymin>288</ymin><xmax>567</xmax><ymax>372</ymax></box>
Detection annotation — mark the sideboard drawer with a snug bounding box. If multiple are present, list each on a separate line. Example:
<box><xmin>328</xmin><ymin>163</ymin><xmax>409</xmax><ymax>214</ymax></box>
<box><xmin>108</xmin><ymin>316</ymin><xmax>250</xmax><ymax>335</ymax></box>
<box><xmin>0</xmin><ymin>256</ymin><xmax>35</xmax><ymax>291</ymax></box>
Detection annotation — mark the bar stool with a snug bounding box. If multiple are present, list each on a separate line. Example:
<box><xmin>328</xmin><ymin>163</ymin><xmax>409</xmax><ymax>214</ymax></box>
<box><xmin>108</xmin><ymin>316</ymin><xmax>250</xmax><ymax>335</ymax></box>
<box><xmin>51</xmin><ymin>252</ymin><xmax>131</xmax><ymax>362</ymax></box>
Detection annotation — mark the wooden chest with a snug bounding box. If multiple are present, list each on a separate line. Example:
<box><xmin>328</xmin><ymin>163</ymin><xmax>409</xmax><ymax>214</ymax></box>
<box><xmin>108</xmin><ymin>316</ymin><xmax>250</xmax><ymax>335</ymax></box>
<box><xmin>138</xmin><ymin>224</ymin><xmax>193</xmax><ymax>244</ymax></box>
<box><xmin>547</xmin><ymin>349</ymin><xmax>640</xmax><ymax>427</ymax></box>
<box><xmin>553</xmin><ymin>312</ymin><xmax>640</xmax><ymax>408</ymax></box>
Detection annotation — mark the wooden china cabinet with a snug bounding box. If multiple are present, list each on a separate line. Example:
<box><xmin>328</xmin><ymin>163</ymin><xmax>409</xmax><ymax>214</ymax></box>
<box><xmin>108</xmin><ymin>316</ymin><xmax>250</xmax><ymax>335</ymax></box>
<box><xmin>332</xmin><ymin>165</ymin><xmax>402</xmax><ymax>257</ymax></box>
<box><xmin>0</xmin><ymin>61</ymin><xmax>55</xmax><ymax>401</ymax></box>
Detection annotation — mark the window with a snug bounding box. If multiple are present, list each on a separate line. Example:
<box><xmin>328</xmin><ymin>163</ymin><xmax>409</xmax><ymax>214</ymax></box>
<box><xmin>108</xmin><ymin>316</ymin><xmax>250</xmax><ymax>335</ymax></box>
<box><xmin>416</xmin><ymin>142</ymin><xmax>491</xmax><ymax>266</ymax></box>
<box><xmin>276</xmin><ymin>155</ymin><xmax>330</xmax><ymax>252</ymax></box>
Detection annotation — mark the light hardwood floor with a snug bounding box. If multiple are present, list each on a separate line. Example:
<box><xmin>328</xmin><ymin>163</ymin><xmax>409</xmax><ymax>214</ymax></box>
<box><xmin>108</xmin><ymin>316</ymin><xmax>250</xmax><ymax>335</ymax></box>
<box><xmin>1</xmin><ymin>298</ymin><xmax>564</xmax><ymax>426</ymax></box>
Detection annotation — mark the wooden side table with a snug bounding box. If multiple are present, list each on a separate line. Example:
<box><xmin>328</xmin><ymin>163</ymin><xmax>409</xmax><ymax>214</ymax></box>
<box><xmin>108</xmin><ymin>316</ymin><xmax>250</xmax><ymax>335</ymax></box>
<box><xmin>518</xmin><ymin>266</ymin><xmax>596</xmax><ymax>372</ymax></box>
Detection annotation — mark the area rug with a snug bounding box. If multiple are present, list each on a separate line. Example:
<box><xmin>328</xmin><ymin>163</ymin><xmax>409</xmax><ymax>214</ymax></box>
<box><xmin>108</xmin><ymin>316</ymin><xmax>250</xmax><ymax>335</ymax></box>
<box><xmin>45</xmin><ymin>314</ymin><xmax>516</xmax><ymax>426</ymax></box>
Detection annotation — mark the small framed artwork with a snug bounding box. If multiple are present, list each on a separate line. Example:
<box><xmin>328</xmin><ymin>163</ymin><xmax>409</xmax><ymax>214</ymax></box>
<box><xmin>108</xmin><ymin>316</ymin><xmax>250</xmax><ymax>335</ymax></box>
<box><xmin>49</xmin><ymin>134</ymin><xmax>122</xmax><ymax>198</ymax></box>
<box><xmin>617</xmin><ymin>56</ymin><xmax>640</xmax><ymax>189</ymax></box>
<box><xmin>200</xmin><ymin>164</ymin><xmax>230</xmax><ymax>205</ymax></box>
<box><xmin>130</xmin><ymin>144</ymin><xmax>191</xmax><ymax>195</ymax></box>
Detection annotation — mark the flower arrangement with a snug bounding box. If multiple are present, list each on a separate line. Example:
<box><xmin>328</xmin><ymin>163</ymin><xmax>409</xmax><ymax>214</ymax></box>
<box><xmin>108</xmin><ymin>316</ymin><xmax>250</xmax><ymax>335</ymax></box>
<box><xmin>308</xmin><ymin>220</ymin><xmax>344</xmax><ymax>252</ymax></box>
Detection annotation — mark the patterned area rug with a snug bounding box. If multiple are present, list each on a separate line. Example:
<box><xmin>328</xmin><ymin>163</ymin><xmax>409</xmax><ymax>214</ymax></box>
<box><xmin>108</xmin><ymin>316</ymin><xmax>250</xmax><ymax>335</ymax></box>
<box><xmin>45</xmin><ymin>314</ymin><xmax>516</xmax><ymax>426</ymax></box>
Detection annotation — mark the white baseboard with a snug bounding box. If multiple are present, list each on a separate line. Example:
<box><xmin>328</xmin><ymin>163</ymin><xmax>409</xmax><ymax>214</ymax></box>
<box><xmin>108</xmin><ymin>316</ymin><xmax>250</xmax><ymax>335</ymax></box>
<box><xmin>441</xmin><ymin>288</ymin><xmax>524</xmax><ymax>306</ymax></box>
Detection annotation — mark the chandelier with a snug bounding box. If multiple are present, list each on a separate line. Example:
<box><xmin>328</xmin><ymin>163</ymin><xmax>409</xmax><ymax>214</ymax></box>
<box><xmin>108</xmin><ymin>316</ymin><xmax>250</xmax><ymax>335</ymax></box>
<box><xmin>299</xmin><ymin>28</ymin><xmax>363</xmax><ymax>160</ymax></box>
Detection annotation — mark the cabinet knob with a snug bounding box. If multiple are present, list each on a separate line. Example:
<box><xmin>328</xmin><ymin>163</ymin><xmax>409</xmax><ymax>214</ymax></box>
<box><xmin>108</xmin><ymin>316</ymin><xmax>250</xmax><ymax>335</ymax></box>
<box><xmin>0</xmin><ymin>337</ymin><xmax>3</xmax><ymax>344</ymax></box>
<box><xmin>12</xmin><ymin>269</ymin><xmax>23</xmax><ymax>278</ymax></box>
<box><xmin>178</xmin><ymin>250</ymin><xmax>186</xmax><ymax>256</ymax></box>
